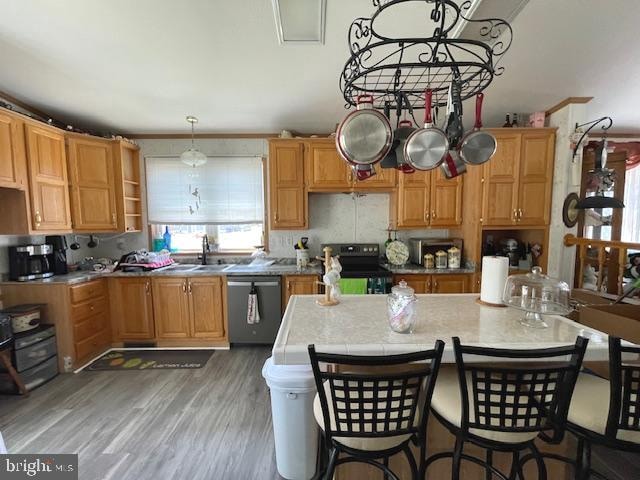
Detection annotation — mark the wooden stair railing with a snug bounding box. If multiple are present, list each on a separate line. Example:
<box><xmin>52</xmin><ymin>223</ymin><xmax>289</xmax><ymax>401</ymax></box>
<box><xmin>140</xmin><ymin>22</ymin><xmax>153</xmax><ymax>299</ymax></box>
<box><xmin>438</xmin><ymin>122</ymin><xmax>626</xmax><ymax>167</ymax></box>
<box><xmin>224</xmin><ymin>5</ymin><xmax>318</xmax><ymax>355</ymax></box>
<box><xmin>564</xmin><ymin>234</ymin><xmax>640</xmax><ymax>294</ymax></box>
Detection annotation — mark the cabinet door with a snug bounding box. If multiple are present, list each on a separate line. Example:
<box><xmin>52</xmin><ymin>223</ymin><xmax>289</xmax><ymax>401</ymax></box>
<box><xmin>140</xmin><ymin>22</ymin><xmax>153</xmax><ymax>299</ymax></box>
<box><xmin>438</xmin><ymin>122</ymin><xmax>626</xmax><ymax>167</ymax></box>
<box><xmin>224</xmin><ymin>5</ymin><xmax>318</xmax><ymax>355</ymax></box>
<box><xmin>307</xmin><ymin>141</ymin><xmax>352</xmax><ymax>191</ymax></box>
<box><xmin>24</xmin><ymin>123</ymin><xmax>72</xmax><ymax>231</ymax></box>
<box><xmin>392</xmin><ymin>274</ymin><xmax>431</xmax><ymax>294</ymax></box>
<box><xmin>481</xmin><ymin>133</ymin><xmax>521</xmax><ymax>226</ymax></box>
<box><xmin>432</xmin><ymin>274</ymin><xmax>470</xmax><ymax>293</ymax></box>
<box><xmin>110</xmin><ymin>278</ymin><xmax>155</xmax><ymax>340</ymax></box>
<box><xmin>188</xmin><ymin>277</ymin><xmax>226</xmax><ymax>339</ymax></box>
<box><xmin>283</xmin><ymin>275</ymin><xmax>319</xmax><ymax>310</ymax></box>
<box><xmin>0</xmin><ymin>111</ymin><xmax>26</xmax><ymax>189</ymax></box>
<box><xmin>354</xmin><ymin>163</ymin><xmax>397</xmax><ymax>190</ymax></box>
<box><xmin>430</xmin><ymin>167</ymin><xmax>462</xmax><ymax>226</ymax></box>
<box><xmin>269</xmin><ymin>141</ymin><xmax>307</xmax><ymax>229</ymax></box>
<box><xmin>518</xmin><ymin>132</ymin><xmax>555</xmax><ymax>226</ymax></box>
<box><xmin>152</xmin><ymin>278</ymin><xmax>191</xmax><ymax>339</ymax></box>
<box><xmin>396</xmin><ymin>171</ymin><xmax>431</xmax><ymax>228</ymax></box>
<box><xmin>67</xmin><ymin>137</ymin><xmax>117</xmax><ymax>231</ymax></box>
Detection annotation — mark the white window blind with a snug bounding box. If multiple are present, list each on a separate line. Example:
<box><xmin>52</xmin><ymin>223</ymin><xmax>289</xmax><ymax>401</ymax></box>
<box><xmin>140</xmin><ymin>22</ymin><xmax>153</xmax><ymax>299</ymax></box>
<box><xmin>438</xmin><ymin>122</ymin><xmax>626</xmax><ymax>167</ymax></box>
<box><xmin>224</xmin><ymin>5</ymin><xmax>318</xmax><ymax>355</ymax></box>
<box><xmin>146</xmin><ymin>156</ymin><xmax>264</xmax><ymax>224</ymax></box>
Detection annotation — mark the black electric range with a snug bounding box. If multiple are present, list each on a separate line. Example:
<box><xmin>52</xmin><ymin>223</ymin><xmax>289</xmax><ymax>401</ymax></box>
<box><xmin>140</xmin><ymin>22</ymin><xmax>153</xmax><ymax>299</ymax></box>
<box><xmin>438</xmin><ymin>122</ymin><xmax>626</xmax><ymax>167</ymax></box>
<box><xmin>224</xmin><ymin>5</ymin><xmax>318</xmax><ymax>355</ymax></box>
<box><xmin>321</xmin><ymin>243</ymin><xmax>392</xmax><ymax>294</ymax></box>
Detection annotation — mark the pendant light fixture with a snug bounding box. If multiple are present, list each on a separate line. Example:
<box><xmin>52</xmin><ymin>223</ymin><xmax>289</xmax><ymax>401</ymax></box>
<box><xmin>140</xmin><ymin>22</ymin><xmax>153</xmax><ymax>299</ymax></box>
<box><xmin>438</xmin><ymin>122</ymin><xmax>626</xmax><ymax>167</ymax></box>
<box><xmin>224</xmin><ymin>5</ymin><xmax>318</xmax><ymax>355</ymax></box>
<box><xmin>180</xmin><ymin>116</ymin><xmax>207</xmax><ymax>167</ymax></box>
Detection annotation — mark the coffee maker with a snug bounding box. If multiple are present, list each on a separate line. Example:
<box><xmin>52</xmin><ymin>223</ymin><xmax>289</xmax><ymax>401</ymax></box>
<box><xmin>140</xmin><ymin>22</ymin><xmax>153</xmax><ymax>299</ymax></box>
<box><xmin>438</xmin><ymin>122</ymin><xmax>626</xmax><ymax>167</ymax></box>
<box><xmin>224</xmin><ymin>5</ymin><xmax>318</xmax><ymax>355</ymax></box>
<box><xmin>9</xmin><ymin>244</ymin><xmax>54</xmax><ymax>281</ymax></box>
<box><xmin>45</xmin><ymin>235</ymin><xmax>68</xmax><ymax>275</ymax></box>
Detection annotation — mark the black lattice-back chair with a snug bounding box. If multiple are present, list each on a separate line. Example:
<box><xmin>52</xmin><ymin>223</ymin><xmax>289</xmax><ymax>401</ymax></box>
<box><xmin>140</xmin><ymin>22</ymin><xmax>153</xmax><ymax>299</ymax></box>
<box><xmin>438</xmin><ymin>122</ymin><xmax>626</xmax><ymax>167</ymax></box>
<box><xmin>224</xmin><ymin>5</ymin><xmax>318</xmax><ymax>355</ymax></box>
<box><xmin>534</xmin><ymin>336</ymin><xmax>640</xmax><ymax>479</ymax></box>
<box><xmin>426</xmin><ymin>336</ymin><xmax>588</xmax><ymax>480</ymax></box>
<box><xmin>308</xmin><ymin>341</ymin><xmax>444</xmax><ymax>480</ymax></box>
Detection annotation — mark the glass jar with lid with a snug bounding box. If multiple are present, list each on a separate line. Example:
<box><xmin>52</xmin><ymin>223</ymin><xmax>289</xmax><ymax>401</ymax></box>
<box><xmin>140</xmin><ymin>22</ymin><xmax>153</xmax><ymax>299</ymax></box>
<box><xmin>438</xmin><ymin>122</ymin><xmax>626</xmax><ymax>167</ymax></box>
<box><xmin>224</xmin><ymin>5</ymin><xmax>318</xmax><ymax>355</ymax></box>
<box><xmin>447</xmin><ymin>246</ymin><xmax>461</xmax><ymax>269</ymax></box>
<box><xmin>502</xmin><ymin>266</ymin><xmax>571</xmax><ymax>328</ymax></box>
<box><xmin>435</xmin><ymin>250</ymin><xmax>448</xmax><ymax>269</ymax></box>
<box><xmin>387</xmin><ymin>280</ymin><xmax>417</xmax><ymax>333</ymax></box>
<box><xmin>424</xmin><ymin>253</ymin><xmax>435</xmax><ymax>269</ymax></box>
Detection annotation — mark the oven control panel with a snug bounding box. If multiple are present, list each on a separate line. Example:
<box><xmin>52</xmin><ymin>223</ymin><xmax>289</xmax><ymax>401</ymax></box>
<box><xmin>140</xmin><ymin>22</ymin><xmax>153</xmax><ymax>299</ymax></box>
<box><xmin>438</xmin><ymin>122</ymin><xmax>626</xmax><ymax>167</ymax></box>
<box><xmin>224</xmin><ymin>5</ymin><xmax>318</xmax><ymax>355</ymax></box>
<box><xmin>321</xmin><ymin>243</ymin><xmax>379</xmax><ymax>256</ymax></box>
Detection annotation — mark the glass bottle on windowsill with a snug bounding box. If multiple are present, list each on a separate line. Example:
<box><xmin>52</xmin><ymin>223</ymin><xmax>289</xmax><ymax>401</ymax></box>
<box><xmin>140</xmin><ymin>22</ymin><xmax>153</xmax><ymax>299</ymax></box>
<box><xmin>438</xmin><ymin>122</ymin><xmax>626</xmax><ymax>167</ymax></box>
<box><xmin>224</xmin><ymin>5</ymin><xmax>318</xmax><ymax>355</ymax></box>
<box><xmin>503</xmin><ymin>114</ymin><xmax>512</xmax><ymax>127</ymax></box>
<box><xmin>512</xmin><ymin>113</ymin><xmax>520</xmax><ymax>127</ymax></box>
<box><xmin>163</xmin><ymin>226</ymin><xmax>172</xmax><ymax>251</ymax></box>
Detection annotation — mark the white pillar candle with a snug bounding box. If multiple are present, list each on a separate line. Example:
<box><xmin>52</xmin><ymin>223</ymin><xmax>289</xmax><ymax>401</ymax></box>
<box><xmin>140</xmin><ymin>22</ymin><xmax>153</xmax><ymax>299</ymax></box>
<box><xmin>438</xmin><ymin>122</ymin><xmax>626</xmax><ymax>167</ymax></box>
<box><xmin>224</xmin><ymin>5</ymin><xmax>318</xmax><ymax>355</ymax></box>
<box><xmin>480</xmin><ymin>256</ymin><xmax>510</xmax><ymax>305</ymax></box>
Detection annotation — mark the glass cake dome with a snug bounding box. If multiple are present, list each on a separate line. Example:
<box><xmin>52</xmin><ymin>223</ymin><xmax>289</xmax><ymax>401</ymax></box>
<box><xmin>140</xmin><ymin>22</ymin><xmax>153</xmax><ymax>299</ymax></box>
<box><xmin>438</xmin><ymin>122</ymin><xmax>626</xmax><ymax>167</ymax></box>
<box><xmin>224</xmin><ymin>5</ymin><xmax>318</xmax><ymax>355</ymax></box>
<box><xmin>502</xmin><ymin>267</ymin><xmax>571</xmax><ymax>328</ymax></box>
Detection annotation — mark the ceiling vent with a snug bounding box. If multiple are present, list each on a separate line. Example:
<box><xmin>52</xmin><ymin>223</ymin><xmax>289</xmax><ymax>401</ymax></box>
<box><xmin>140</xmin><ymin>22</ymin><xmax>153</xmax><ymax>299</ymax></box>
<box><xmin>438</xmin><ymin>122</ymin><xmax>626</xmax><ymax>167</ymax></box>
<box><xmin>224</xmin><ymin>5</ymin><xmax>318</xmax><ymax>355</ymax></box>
<box><xmin>271</xmin><ymin>0</ymin><xmax>326</xmax><ymax>45</ymax></box>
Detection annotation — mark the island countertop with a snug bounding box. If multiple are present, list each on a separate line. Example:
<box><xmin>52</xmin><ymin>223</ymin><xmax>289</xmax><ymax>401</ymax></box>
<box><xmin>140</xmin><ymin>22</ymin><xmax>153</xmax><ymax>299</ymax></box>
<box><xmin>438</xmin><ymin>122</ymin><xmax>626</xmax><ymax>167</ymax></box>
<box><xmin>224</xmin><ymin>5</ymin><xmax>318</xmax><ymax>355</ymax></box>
<box><xmin>272</xmin><ymin>294</ymin><xmax>609</xmax><ymax>365</ymax></box>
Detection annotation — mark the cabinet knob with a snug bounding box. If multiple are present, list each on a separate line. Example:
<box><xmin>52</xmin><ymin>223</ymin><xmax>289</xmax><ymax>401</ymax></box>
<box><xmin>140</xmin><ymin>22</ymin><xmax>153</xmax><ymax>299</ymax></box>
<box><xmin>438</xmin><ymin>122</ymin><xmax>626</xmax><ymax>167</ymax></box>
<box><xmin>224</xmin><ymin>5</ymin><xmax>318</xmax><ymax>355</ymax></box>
<box><xmin>518</xmin><ymin>208</ymin><xmax>523</xmax><ymax>221</ymax></box>
<box><xmin>145</xmin><ymin>281</ymin><xmax>150</xmax><ymax>294</ymax></box>
<box><xmin>424</xmin><ymin>211</ymin><xmax>430</xmax><ymax>221</ymax></box>
<box><xmin>188</xmin><ymin>282</ymin><xmax>192</xmax><ymax>294</ymax></box>
<box><xmin>34</xmin><ymin>211</ymin><xmax>42</xmax><ymax>226</ymax></box>
<box><xmin>182</xmin><ymin>282</ymin><xmax>187</xmax><ymax>293</ymax></box>
<box><xmin>274</xmin><ymin>211</ymin><xmax>279</xmax><ymax>222</ymax></box>
<box><xmin>431</xmin><ymin>210</ymin><xmax>437</xmax><ymax>220</ymax></box>
<box><xmin>512</xmin><ymin>209</ymin><xmax>517</xmax><ymax>222</ymax></box>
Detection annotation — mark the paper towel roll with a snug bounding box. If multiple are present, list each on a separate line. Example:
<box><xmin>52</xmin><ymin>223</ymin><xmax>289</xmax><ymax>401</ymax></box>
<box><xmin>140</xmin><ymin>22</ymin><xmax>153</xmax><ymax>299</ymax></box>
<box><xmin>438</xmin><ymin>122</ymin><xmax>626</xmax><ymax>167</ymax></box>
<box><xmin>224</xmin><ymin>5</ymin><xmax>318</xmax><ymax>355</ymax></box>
<box><xmin>480</xmin><ymin>256</ymin><xmax>510</xmax><ymax>305</ymax></box>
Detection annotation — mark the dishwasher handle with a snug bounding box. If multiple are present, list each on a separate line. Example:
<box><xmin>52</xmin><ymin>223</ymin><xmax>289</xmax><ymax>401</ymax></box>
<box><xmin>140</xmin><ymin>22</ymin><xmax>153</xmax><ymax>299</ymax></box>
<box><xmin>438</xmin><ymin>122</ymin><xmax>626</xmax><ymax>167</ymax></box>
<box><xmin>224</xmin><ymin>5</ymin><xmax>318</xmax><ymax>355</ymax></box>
<box><xmin>227</xmin><ymin>281</ymin><xmax>280</xmax><ymax>287</ymax></box>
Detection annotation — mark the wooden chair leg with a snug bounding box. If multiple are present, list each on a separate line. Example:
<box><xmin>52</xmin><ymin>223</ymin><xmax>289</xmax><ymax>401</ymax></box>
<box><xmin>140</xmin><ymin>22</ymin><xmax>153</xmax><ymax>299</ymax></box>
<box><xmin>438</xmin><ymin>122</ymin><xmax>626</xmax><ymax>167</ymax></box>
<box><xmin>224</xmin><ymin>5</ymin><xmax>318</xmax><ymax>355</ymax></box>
<box><xmin>0</xmin><ymin>350</ymin><xmax>28</xmax><ymax>397</ymax></box>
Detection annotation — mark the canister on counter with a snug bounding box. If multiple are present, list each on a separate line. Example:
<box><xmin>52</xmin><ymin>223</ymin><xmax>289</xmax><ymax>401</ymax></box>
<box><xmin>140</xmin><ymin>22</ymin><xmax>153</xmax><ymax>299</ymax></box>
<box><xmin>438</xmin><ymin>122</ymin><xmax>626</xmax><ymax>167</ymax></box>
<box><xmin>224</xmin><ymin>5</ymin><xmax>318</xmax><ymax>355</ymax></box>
<box><xmin>435</xmin><ymin>250</ymin><xmax>448</xmax><ymax>269</ymax></box>
<box><xmin>424</xmin><ymin>253</ymin><xmax>435</xmax><ymax>269</ymax></box>
<box><xmin>447</xmin><ymin>246</ymin><xmax>461</xmax><ymax>269</ymax></box>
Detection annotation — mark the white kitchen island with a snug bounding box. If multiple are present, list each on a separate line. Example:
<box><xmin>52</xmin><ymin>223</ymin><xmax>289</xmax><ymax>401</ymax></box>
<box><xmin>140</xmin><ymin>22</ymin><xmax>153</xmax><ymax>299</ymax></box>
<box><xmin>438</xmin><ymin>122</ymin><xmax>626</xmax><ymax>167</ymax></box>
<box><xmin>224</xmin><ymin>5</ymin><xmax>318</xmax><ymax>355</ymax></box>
<box><xmin>273</xmin><ymin>293</ymin><xmax>609</xmax><ymax>365</ymax></box>
<box><xmin>269</xmin><ymin>294</ymin><xmax>609</xmax><ymax>480</ymax></box>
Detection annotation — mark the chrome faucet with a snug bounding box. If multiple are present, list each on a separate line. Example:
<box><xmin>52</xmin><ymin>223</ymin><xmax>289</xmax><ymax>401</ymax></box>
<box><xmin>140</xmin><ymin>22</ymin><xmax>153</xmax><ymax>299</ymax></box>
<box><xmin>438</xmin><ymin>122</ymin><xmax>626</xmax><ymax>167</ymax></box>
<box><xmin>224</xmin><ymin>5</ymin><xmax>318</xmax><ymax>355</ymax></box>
<box><xmin>201</xmin><ymin>235</ymin><xmax>210</xmax><ymax>265</ymax></box>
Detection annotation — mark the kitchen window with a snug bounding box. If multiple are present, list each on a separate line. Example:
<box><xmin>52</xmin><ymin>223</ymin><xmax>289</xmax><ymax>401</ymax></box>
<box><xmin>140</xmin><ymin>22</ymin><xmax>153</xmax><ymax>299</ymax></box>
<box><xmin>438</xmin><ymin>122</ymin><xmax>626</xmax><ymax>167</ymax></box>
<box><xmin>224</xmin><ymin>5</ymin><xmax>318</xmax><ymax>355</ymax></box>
<box><xmin>146</xmin><ymin>155</ymin><xmax>266</xmax><ymax>253</ymax></box>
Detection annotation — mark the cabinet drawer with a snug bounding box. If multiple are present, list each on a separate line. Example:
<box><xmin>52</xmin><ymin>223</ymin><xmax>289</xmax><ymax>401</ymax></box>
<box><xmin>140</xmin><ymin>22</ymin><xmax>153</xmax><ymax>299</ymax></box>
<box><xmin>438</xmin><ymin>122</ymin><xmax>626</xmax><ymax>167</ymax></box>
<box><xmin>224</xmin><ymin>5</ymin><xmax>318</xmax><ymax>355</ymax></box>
<box><xmin>71</xmin><ymin>297</ymin><xmax>108</xmax><ymax>323</ymax></box>
<box><xmin>0</xmin><ymin>355</ymin><xmax>58</xmax><ymax>394</ymax></box>
<box><xmin>14</xmin><ymin>336</ymin><xmax>57</xmax><ymax>372</ymax></box>
<box><xmin>73</xmin><ymin>313</ymin><xmax>108</xmax><ymax>343</ymax></box>
<box><xmin>75</xmin><ymin>328</ymin><xmax>110</xmax><ymax>361</ymax></box>
<box><xmin>70</xmin><ymin>280</ymin><xmax>107</xmax><ymax>304</ymax></box>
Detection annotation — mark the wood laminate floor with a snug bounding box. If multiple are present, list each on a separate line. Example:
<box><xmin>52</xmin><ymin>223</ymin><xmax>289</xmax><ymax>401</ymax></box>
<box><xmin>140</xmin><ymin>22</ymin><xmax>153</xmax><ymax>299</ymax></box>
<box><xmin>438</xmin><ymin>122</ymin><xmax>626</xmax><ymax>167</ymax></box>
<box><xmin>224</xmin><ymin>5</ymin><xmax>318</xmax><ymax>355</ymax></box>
<box><xmin>0</xmin><ymin>346</ymin><xmax>639</xmax><ymax>480</ymax></box>
<box><xmin>0</xmin><ymin>346</ymin><xmax>280</xmax><ymax>480</ymax></box>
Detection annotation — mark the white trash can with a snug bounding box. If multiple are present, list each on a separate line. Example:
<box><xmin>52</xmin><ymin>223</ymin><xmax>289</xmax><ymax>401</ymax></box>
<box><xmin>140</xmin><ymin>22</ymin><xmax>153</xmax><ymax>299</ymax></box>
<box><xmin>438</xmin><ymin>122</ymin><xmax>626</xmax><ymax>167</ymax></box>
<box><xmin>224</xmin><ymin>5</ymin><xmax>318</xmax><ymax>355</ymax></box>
<box><xmin>262</xmin><ymin>357</ymin><xmax>318</xmax><ymax>480</ymax></box>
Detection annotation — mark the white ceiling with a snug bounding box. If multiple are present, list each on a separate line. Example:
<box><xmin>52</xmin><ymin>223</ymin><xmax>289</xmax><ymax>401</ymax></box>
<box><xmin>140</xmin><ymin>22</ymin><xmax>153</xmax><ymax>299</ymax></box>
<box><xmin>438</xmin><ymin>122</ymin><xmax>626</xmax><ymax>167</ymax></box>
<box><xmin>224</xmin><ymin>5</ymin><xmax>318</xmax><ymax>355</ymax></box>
<box><xmin>0</xmin><ymin>0</ymin><xmax>639</xmax><ymax>134</ymax></box>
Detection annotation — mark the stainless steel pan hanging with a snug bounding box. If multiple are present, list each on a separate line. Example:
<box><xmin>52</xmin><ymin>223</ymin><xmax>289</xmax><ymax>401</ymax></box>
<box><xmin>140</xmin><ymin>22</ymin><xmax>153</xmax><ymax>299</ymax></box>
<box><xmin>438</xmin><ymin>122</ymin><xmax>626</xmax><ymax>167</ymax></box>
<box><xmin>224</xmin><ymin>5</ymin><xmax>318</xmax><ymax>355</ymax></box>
<box><xmin>404</xmin><ymin>89</ymin><xmax>449</xmax><ymax>171</ymax></box>
<box><xmin>458</xmin><ymin>93</ymin><xmax>496</xmax><ymax>165</ymax></box>
<box><xmin>336</xmin><ymin>95</ymin><xmax>393</xmax><ymax>166</ymax></box>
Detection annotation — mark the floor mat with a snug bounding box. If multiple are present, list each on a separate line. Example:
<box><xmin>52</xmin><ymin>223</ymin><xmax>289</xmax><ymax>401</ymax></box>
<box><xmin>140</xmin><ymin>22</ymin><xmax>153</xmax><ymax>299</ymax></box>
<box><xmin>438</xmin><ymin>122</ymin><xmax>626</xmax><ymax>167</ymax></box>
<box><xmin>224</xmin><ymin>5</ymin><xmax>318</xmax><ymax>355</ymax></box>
<box><xmin>86</xmin><ymin>349</ymin><xmax>213</xmax><ymax>371</ymax></box>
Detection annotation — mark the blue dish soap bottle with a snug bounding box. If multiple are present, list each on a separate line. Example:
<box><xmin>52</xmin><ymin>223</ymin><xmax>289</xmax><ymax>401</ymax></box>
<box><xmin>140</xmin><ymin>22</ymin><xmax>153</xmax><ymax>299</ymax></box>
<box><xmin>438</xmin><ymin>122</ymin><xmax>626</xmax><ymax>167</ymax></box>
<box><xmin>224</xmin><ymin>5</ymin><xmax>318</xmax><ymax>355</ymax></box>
<box><xmin>163</xmin><ymin>226</ymin><xmax>172</xmax><ymax>251</ymax></box>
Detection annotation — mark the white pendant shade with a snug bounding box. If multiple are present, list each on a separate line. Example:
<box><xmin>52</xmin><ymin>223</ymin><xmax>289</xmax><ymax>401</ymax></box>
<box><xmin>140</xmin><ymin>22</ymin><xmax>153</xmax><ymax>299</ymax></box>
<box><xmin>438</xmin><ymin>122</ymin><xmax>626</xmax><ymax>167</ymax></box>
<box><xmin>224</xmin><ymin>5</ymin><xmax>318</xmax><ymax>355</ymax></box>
<box><xmin>180</xmin><ymin>115</ymin><xmax>207</xmax><ymax>167</ymax></box>
<box><xmin>180</xmin><ymin>148</ymin><xmax>208</xmax><ymax>167</ymax></box>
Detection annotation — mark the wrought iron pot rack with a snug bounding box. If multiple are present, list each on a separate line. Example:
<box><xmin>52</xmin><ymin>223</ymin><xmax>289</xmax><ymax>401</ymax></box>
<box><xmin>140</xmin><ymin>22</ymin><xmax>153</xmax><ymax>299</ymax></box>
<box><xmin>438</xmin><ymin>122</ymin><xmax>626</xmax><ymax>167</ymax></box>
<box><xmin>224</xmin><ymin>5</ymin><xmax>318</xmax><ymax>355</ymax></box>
<box><xmin>339</xmin><ymin>0</ymin><xmax>513</xmax><ymax>111</ymax></box>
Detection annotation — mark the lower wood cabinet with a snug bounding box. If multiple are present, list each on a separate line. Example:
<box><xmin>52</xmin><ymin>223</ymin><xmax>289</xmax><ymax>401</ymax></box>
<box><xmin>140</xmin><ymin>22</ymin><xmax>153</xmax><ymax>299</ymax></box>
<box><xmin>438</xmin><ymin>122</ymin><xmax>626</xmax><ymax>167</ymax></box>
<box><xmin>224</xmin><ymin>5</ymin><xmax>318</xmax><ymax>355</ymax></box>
<box><xmin>152</xmin><ymin>276</ymin><xmax>226</xmax><ymax>341</ymax></box>
<box><xmin>391</xmin><ymin>273</ymin><xmax>472</xmax><ymax>294</ymax></box>
<box><xmin>109</xmin><ymin>277</ymin><xmax>155</xmax><ymax>341</ymax></box>
<box><xmin>69</xmin><ymin>279</ymin><xmax>111</xmax><ymax>364</ymax></box>
<box><xmin>283</xmin><ymin>275</ymin><xmax>320</xmax><ymax>311</ymax></box>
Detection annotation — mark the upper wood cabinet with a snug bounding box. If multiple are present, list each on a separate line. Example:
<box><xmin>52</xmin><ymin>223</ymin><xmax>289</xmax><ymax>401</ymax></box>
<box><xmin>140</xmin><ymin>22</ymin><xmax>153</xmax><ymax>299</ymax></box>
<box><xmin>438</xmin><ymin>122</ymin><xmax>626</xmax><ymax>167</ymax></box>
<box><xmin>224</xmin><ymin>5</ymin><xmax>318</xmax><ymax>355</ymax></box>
<box><xmin>269</xmin><ymin>140</ymin><xmax>307</xmax><ymax>230</ymax></box>
<box><xmin>24</xmin><ymin>122</ymin><xmax>72</xmax><ymax>232</ymax></box>
<box><xmin>0</xmin><ymin>111</ymin><xmax>27</xmax><ymax>190</ymax></box>
<box><xmin>481</xmin><ymin>130</ymin><xmax>555</xmax><ymax>226</ymax></box>
<box><xmin>109</xmin><ymin>277</ymin><xmax>155</xmax><ymax>341</ymax></box>
<box><xmin>306</xmin><ymin>139</ymin><xmax>396</xmax><ymax>191</ymax></box>
<box><xmin>152</xmin><ymin>276</ymin><xmax>227</xmax><ymax>341</ymax></box>
<box><xmin>393</xmin><ymin>167</ymin><xmax>462</xmax><ymax>229</ymax></box>
<box><xmin>113</xmin><ymin>141</ymin><xmax>143</xmax><ymax>233</ymax></box>
<box><xmin>307</xmin><ymin>141</ymin><xmax>352</xmax><ymax>191</ymax></box>
<box><xmin>67</xmin><ymin>136</ymin><xmax>118</xmax><ymax>232</ymax></box>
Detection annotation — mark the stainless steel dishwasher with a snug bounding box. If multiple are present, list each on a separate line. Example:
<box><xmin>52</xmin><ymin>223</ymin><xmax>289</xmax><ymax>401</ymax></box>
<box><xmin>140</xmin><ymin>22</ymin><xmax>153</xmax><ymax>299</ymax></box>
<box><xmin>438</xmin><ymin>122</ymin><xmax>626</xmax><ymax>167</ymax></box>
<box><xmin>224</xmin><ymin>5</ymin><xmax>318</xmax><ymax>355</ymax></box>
<box><xmin>227</xmin><ymin>276</ymin><xmax>282</xmax><ymax>344</ymax></box>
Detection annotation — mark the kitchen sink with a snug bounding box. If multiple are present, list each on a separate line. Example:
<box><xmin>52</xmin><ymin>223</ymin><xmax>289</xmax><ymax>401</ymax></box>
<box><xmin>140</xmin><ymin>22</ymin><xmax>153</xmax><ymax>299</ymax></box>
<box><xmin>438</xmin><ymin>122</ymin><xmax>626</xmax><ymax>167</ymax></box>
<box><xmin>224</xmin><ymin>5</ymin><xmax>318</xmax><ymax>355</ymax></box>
<box><xmin>193</xmin><ymin>264</ymin><xmax>235</xmax><ymax>272</ymax></box>
<box><xmin>165</xmin><ymin>264</ymin><xmax>199</xmax><ymax>272</ymax></box>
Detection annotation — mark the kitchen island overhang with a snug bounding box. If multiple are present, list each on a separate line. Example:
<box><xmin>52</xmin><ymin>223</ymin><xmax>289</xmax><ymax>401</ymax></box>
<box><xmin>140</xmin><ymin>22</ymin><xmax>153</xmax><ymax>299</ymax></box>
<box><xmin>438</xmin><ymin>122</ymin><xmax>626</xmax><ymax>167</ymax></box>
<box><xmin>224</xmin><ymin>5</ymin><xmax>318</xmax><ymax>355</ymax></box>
<box><xmin>273</xmin><ymin>293</ymin><xmax>609</xmax><ymax>365</ymax></box>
